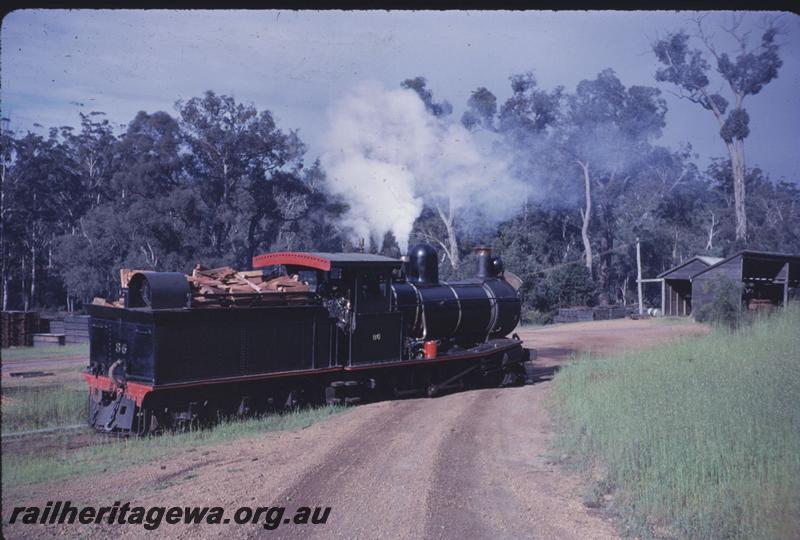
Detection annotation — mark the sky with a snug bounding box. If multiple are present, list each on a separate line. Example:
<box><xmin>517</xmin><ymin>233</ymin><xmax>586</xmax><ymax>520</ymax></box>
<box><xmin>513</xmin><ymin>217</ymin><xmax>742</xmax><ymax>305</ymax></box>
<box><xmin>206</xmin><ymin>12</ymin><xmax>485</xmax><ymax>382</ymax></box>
<box><xmin>2</xmin><ymin>9</ymin><xmax>799</xmax><ymax>182</ymax></box>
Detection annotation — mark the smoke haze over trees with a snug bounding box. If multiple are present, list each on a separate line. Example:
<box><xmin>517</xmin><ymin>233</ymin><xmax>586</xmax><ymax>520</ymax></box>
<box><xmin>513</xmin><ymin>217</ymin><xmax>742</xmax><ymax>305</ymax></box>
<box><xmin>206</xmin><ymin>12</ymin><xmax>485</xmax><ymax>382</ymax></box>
<box><xmin>1</xmin><ymin>15</ymin><xmax>798</xmax><ymax>320</ymax></box>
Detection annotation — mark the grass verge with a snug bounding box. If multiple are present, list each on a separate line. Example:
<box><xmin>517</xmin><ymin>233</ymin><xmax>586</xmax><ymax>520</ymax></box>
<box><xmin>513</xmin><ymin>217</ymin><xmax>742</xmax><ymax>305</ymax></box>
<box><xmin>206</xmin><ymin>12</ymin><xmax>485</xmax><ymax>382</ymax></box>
<box><xmin>2</xmin><ymin>405</ymin><xmax>344</xmax><ymax>489</ymax></box>
<box><xmin>1</xmin><ymin>385</ymin><xmax>87</xmax><ymax>434</ymax></box>
<box><xmin>550</xmin><ymin>307</ymin><xmax>800</xmax><ymax>539</ymax></box>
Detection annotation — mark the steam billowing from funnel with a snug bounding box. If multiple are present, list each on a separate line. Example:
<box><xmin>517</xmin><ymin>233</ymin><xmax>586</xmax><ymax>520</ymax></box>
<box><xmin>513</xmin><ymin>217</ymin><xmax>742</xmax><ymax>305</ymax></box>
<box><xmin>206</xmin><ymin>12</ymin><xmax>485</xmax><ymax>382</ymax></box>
<box><xmin>320</xmin><ymin>81</ymin><xmax>532</xmax><ymax>252</ymax></box>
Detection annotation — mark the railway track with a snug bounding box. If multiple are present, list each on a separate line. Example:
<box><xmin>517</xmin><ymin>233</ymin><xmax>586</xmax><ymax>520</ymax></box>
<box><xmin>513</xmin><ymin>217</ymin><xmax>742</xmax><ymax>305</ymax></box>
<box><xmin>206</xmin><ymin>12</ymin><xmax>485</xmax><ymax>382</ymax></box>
<box><xmin>1</xmin><ymin>424</ymin><xmax>120</xmax><ymax>455</ymax></box>
<box><xmin>1</xmin><ymin>424</ymin><xmax>87</xmax><ymax>439</ymax></box>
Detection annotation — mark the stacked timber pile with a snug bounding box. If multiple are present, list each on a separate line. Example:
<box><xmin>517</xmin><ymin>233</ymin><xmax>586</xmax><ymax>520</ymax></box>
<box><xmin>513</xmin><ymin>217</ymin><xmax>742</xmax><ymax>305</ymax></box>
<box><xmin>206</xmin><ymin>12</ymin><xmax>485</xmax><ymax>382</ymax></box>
<box><xmin>188</xmin><ymin>265</ymin><xmax>310</xmax><ymax>306</ymax></box>
<box><xmin>593</xmin><ymin>305</ymin><xmax>630</xmax><ymax>320</ymax></box>
<box><xmin>554</xmin><ymin>307</ymin><xmax>594</xmax><ymax>324</ymax></box>
<box><xmin>64</xmin><ymin>315</ymin><xmax>90</xmax><ymax>343</ymax></box>
<box><xmin>42</xmin><ymin>315</ymin><xmax>65</xmax><ymax>334</ymax></box>
<box><xmin>33</xmin><ymin>334</ymin><xmax>66</xmax><ymax>347</ymax></box>
<box><xmin>32</xmin><ymin>314</ymin><xmax>67</xmax><ymax>347</ymax></box>
<box><xmin>1</xmin><ymin>311</ymin><xmax>41</xmax><ymax>347</ymax></box>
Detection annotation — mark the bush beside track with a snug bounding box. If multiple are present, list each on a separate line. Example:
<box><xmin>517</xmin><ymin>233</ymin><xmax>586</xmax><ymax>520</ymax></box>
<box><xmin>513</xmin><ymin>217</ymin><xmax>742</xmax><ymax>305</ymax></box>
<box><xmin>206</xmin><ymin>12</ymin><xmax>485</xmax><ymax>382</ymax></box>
<box><xmin>550</xmin><ymin>306</ymin><xmax>800</xmax><ymax>539</ymax></box>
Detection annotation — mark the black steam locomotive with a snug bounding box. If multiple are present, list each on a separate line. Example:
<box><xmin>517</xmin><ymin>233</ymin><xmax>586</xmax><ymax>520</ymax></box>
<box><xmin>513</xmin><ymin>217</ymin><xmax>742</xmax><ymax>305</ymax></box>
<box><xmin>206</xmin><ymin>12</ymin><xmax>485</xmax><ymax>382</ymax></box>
<box><xmin>84</xmin><ymin>244</ymin><xmax>528</xmax><ymax>434</ymax></box>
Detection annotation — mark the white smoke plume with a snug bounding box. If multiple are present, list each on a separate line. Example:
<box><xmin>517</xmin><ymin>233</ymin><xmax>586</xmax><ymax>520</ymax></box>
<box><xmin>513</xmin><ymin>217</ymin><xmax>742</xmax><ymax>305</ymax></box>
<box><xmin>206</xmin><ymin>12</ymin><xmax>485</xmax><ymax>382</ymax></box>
<box><xmin>320</xmin><ymin>81</ymin><xmax>531</xmax><ymax>252</ymax></box>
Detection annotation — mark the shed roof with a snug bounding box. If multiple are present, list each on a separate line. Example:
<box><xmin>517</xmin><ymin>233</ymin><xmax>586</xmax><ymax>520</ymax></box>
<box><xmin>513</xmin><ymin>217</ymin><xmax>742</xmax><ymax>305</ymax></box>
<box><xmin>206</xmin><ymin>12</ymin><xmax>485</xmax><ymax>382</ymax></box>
<box><xmin>690</xmin><ymin>250</ymin><xmax>800</xmax><ymax>280</ymax></box>
<box><xmin>696</xmin><ymin>256</ymin><xmax>724</xmax><ymax>266</ymax></box>
<box><xmin>252</xmin><ymin>251</ymin><xmax>401</xmax><ymax>272</ymax></box>
<box><xmin>657</xmin><ymin>255</ymin><xmax>724</xmax><ymax>279</ymax></box>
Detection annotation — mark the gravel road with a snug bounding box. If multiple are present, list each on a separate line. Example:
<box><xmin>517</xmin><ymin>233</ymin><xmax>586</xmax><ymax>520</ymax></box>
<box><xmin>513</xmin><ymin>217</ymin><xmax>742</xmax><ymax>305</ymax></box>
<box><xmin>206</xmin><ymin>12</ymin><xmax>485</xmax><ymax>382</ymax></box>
<box><xmin>3</xmin><ymin>319</ymin><xmax>706</xmax><ymax>539</ymax></box>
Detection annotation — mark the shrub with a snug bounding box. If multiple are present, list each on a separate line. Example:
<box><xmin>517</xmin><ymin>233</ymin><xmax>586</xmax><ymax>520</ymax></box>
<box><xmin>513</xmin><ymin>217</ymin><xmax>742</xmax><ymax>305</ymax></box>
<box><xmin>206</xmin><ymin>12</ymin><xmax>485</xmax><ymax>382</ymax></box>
<box><xmin>531</xmin><ymin>264</ymin><xmax>595</xmax><ymax>312</ymax></box>
<box><xmin>522</xmin><ymin>309</ymin><xmax>552</xmax><ymax>325</ymax></box>
<box><xmin>694</xmin><ymin>277</ymin><xmax>745</xmax><ymax>329</ymax></box>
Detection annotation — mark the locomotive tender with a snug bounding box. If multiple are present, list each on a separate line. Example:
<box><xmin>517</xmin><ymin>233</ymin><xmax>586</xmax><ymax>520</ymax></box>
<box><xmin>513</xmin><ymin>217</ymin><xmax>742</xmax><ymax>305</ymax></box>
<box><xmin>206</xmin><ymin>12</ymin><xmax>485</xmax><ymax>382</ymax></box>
<box><xmin>84</xmin><ymin>244</ymin><xmax>528</xmax><ymax>434</ymax></box>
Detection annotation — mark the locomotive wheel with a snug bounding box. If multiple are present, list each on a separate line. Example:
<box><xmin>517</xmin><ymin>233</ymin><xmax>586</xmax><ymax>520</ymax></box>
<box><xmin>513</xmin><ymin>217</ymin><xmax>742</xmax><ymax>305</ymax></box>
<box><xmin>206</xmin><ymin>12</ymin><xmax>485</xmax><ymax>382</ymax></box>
<box><xmin>325</xmin><ymin>386</ymin><xmax>343</xmax><ymax>406</ymax></box>
<box><xmin>284</xmin><ymin>390</ymin><xmax>300</xmax><ymax>409</ymax></box>
<box><xmin>326</xmin><ymin>380</ymin><xmax>362</xmax><ymax>406</ymax></box>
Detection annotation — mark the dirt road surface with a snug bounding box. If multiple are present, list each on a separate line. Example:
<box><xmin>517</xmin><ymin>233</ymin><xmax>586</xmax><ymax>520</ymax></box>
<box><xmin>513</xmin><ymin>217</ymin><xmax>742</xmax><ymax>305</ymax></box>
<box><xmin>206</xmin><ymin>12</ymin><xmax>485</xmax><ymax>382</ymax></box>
<box><xmin>3</xmin><ymin>319</ymin><xmax>707</xmax><ymax>539</ymax></box>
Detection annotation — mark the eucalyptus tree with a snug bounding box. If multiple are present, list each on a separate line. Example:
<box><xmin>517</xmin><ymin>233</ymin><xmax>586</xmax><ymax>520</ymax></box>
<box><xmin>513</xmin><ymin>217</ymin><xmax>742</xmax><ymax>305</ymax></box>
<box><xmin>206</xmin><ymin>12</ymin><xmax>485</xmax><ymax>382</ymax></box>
<box><xmin>461</xmin><ymin>87</ymin><xmax>498</xmax><ymax>132</ymax></box>
<box><xmin>64</xmin><ymin>112</ymin><xmax>119</xmax><ymax>209</ymax></box>
<box><xmin>652</xmin><ymin>15</ymin><xmax>783</xmax><ymax>242</ymax></box>
<box><xmin>9</xmin><ymin>130</ymin><xmax>82</xmax><ymax>308</ymax></box>
<box><xmin>56</xmin><ymin>110</ymin><xmax>191</xmax><ymax>305</ymax></box>
<box><xmin>176</xmin><ymin>91</ymin><xmax>306</xmax><ymax>267</ymax></box>
<box><xmin>0</xmin><ymin>121</ymin><xmax>16</xmax><ymax>309</ymax></box>
<box><xmin>556</xmin><ymin>69</ymin><xmax>667</xmax><ymax>302</ymax></box>
<box><xmin>401</xmin><ymin>76</ymin><xmax>453</xmax><ymax>117</ymax></box>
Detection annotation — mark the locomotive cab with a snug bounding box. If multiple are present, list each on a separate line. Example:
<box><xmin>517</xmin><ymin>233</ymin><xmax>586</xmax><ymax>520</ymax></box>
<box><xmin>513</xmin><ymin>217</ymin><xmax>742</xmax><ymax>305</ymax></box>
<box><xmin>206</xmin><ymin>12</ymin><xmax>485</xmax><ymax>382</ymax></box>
<box><xmin>260</xmin><ymin>253</ymin><xmax>405</xmax><ymax>368</ymax></box>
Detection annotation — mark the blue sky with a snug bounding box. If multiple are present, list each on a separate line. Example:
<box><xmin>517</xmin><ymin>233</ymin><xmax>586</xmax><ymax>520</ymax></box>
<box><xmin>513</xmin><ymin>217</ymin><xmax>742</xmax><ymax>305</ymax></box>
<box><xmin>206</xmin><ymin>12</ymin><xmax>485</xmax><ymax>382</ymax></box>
<box><xmin>2</xmin><ymin>10</ymin><xmax>799</xmax><ymax>181</ymax></box>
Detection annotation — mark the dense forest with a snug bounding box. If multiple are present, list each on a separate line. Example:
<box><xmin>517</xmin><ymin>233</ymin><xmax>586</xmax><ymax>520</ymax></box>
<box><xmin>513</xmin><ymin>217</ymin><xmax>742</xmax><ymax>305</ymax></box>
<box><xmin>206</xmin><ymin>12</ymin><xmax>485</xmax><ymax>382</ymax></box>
<box><xmin>1</xmin><ymin>19</ymin><xmax>798</xmax><ymax>321</ymax></box>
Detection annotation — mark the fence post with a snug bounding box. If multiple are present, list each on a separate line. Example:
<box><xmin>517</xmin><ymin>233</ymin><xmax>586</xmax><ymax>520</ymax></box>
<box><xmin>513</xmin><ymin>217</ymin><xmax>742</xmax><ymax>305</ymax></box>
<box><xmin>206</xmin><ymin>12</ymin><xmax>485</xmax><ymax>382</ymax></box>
<box><xmin>636</xmin><ymin>238</ymin><xmax>643</xmax><ymax>315</ymax></box>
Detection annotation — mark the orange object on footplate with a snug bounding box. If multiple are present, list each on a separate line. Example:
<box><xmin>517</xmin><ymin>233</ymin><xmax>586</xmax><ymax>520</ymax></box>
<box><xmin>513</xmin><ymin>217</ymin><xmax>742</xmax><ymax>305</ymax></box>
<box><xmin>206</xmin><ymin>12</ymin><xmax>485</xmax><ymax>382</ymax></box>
<box><xmin>424</xmin><ymin>340</ymin><xmax>438</xmax><ymax>359</ymax></box>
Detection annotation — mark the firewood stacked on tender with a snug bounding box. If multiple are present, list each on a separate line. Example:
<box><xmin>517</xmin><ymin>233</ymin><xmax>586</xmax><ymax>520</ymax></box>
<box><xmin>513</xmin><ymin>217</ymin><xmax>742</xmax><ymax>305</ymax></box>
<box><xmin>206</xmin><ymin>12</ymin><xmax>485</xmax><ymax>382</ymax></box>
<box><xmin>90</xmin><ymin>266</ymin><xmax>312</xmax><ymax>309</ymax></box>
<box><xmin>188</xmin><ymin>264</ymin><xmax>310</xmax><ymax>305</ymax></box>
<box><xmin>91</xmin><ymin>297</ymin><xmax>125</xmax><ymax>308</ymax></box>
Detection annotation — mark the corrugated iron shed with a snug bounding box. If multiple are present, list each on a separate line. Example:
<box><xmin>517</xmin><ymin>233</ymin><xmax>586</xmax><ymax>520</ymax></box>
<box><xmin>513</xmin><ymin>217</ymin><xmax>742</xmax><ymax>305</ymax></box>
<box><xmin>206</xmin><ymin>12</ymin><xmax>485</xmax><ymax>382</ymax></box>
<box><xmin>691</xmin><ymin>251</ymin><xmax>800</xmax><ymax>318</ymax></box>
<box><xmin>657</xmin><ymin>255</ymin><xmax>723</xmax><ymax>316</ymax></box>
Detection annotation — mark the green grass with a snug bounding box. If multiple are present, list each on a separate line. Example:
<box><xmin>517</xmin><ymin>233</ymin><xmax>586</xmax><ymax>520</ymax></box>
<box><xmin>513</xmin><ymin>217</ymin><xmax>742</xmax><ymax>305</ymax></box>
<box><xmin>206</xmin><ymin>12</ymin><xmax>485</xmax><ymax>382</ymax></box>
<box><xmin>1</xmin><ymin>385</ymin><xmax>88</xmax><ymax>434</ymax></box>
<box><xmin>2</xmin><ymin>343</ymin><xmax>89</xmax><ymax>360</ymax></box>
<box><xmin>550</xmin><ymin>306</ymin><xmax>800</xmax><ymax>539</ymax></box>
<box><xmin>652</xmin><ymin>316</ymin><xmax>694</xmax><ymax>326</ymax></box>
<box><xmin>2</xmin><ymin>405</ymin><xmax>344</xmax><ymax>489</ymax></box>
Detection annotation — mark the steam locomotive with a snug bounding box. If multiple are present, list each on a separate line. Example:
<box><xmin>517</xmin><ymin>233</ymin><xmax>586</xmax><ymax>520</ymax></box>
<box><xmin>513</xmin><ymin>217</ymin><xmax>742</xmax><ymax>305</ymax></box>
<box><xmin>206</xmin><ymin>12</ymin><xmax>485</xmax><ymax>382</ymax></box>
<box><xmin>84</xmin><ymin>244</ymin><xmax>528</xmax><ymax>434</ymax></box>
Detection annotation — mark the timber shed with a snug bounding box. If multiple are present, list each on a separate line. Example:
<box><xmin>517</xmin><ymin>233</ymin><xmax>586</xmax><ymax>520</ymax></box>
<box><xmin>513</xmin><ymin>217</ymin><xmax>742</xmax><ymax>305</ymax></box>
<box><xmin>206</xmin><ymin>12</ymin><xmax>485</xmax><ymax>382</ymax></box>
<box><xmin>657</xmin><ymin>256</ymin><xmax>723</xmax><ymax>316</ymax></box>
<box><xmin>691</xmin><ymin>250</ymin><xmax>800</xmax><ymax>318</ymax></box>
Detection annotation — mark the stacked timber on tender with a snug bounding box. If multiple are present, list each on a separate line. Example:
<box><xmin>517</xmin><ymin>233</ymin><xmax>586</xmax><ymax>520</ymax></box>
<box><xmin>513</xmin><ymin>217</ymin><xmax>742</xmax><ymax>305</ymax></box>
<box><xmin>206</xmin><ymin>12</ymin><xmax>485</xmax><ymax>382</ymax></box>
<box><xmin>187</xmin><ymin>265</ymin><xmax>310</xmax><ymax>306</ymax></box>
<box><xmin>94</xmin><ymin>265</ymin><xmax>313</xmax><ymax>310</ymax></box>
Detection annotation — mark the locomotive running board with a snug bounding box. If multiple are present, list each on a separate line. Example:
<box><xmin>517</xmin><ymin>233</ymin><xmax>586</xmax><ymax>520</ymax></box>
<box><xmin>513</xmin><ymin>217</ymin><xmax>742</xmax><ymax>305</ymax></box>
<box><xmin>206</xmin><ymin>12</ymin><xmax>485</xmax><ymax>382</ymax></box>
<box><xmin>343</xmin><ymin>339</ymin><xmax>523</xmax><ymax>372</ymax></box>
<box><xmin>426</xmin><ymin>364</ymin><xmax>480</xmax><ymax>397</ymax></box>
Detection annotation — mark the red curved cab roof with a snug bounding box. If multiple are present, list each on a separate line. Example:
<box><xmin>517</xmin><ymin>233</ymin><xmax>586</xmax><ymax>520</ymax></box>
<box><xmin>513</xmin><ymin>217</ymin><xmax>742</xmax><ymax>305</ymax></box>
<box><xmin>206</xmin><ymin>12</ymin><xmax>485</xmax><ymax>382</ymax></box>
<box><xmin>252</xmin><ymin>252</ymin><xmax>400</xmax><ymax>271</ymax></box>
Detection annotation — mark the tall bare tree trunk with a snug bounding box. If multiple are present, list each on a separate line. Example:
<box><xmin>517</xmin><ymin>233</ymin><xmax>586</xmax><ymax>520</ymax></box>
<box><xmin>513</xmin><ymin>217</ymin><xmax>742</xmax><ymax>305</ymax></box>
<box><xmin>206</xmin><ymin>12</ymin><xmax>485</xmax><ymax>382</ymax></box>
<box><xmin>21</xmin><ymin>255</ymin><xmax>28</xmax><ymax>311</ymax></box>
<box><xmin>702</xmin><ymin>89</ymin><xmax>748</xmax><ymax>242</ymax></box>
<box><xmin>672</xmin><ymin>228</ymin><xmax>679</xmax><ymax>264</ymax></box>
<box><xmin>577</xmin><ymin>160</ymin><xmax>593</xmax><ymax>272</ymax></box>
<box><xmin>30</xmin><ymin>242</ymin><xmax>36</xmax><ymax>309</ymax></box>
<box><xmin>435</xmin><ymin>201</ymin><xmax>460</xmax><ymax>270</ymax></box>
<box><xmin>729</xmin><ymin>138</ymin><xmax>747</xmax><ymax>241</ymax></box>
<box><xmin>706</xmin><ymin>211</ymin><xmax>717</xmax><ymax>251</ymax></box>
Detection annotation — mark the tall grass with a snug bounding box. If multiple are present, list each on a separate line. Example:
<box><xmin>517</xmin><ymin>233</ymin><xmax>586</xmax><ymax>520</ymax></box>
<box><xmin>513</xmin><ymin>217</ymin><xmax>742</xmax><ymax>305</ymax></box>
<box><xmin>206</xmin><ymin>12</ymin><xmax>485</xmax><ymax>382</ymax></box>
<box><xmin>550</xmin><ymin>307</ymin><xmax>800</xmax><ymax>539</ymax></box>
<box><xmin>1</xmin><ymin>386</ymin><xmax>87</xmax><ymax>433</ymax></box>
<box><xmin>2</xmin><ymin>405</ymin><xmax>344</xmax><ymax>489</ymax></box>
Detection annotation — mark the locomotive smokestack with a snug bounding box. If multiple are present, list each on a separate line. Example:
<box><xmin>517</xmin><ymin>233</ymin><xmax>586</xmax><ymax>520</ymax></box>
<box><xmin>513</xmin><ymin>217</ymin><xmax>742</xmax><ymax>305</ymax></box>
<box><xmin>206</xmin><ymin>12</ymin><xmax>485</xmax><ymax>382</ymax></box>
<box><xmin>475</xmin><ymin>246</ymin><xmax>492</xmax><ymax>279</ymax></box>
<box><xmin>407</xmin><ymin>244</ymin><xmax>439</xmax><ymax>285</ymax></box>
